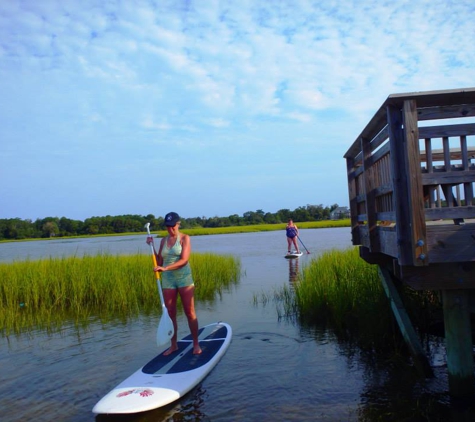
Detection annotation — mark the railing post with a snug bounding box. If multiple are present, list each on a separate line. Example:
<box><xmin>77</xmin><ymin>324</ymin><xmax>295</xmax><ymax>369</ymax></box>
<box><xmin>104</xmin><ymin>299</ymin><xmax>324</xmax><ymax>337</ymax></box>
<box><xmin>346</xmin><ymin>155</ymin><xmax>361</xmax><ymax>245</ymax></box>
<box><xmin>362</xmin><ymin>136</ymin><xmax>379</xmax><ymax>252</ymax></box>
<box><xmin>401</xmin><ymin>100</ymin><xmax>428</xmax><ymax>266</ymax></box>
<box><xmin>442</xmin><ymin>289</ymin><xmax>475</xmax><ymax>397</ymax></box>
<box><xmin>387</xmin><ymin>104</ymin><xmax>412</xmax><ymax>265</ymax></box>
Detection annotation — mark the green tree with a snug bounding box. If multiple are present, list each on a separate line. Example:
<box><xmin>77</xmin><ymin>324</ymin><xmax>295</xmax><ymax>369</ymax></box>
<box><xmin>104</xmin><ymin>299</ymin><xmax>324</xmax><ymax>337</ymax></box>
<box><xmin>43</xmin><ymin>221</ymin><xmax>59</xmax><ymax>237</ymax></box>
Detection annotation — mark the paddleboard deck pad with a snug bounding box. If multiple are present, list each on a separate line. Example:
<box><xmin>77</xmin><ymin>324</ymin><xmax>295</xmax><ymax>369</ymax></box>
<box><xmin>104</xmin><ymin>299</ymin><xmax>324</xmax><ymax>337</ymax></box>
<box><xmin>285</xmin><ymin>251</ymin><xmax>303</xmax><ymax>258</ymax></box>
<box><xmin>92</xmin><ymin>322</ymin><xmax>232</xmax><ymax>414</ymax></box>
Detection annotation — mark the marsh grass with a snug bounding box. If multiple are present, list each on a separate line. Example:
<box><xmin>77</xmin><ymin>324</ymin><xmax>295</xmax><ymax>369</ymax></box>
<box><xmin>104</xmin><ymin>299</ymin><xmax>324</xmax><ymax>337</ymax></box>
<box><xmin>295</xmin><ymin>248</ymin><xmax>390</xmax><ymax>336</ymax></box>
<box><xmin>190</xmin><ymin>253</ymin><xmax>241</xmax><ymax>301</ymax></box>
<box><xmin>0</xmin><ymin>252</ymin><xmax>240</xmax><ymax>335</ymax></box>
<box><xmin>253</xmin><ymin>248</ymin><xmax>402</xmax><ymax>349</ymax></box>
<box><xmin>262</xmin><ymin>247</ymin><xmax>443</xmax><ymax>352</ymax></box>
<box><xmin>151</xmin><ymin>219</ymin><xmax>351</xmax><ymax>237</ymax></box>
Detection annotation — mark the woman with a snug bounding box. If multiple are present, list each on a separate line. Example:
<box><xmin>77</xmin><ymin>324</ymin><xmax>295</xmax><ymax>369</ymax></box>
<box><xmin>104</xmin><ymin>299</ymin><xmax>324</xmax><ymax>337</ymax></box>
<box><xmin>285</xmin><ymin>219</ymin><xmax>300</xmax><ymax>254</ymax></box>
<box><xmin>146</xmin><ymin>212</ymin><xmax>202</xmax><ymax>355</ymax></box>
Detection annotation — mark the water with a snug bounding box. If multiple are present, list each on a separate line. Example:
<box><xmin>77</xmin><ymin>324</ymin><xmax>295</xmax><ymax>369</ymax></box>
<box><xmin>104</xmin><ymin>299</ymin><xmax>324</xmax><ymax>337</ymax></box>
<box><xmin>0</xmin><ymin>229</ymin><xmax>472</xmax><ymax>421</ymax></box>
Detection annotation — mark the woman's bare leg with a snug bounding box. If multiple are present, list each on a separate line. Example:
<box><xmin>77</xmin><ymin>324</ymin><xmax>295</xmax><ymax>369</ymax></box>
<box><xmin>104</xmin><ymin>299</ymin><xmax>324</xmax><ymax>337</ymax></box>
<box><xmin>162</xmin><ymin>288</ymin><xmax>178</xmax><ymax>356</ymax></box>
<box><xmin>179</xmin><ymin>285</ymin><xmax>202</xmax><ymax>354</ymax></box>
<box><xmin>292</xmin><ymin>238</ymin><xmax>300</xmax><ymax>253</ymax></box>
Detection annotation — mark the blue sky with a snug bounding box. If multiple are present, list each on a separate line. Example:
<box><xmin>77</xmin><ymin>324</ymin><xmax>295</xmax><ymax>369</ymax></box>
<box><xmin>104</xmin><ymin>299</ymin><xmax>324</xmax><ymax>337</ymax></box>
<box><xmin>1</xmin><ymin>0</ymin><xmax>474</xmax><ymax>221</ymax></box>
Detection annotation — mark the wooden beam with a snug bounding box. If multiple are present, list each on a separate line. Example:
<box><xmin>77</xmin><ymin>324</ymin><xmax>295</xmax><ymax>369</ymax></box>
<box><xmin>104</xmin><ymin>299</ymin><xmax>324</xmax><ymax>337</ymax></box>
<box><xmin>394</xmin><ymin>262</ymin><xmax>475</xmax><ymax>290</ymax></box>
<box><xmin>378</xmin><ymin>266</ymin><xmax>433</xmax><ymax>377</ymax></box>
<box><xmin>387</xmin><ymin>104</ymin><xmax>413</xmax><ymax>265</ymax></box>
<box><xmin>420</xmin><ymin>146</ymin><xmax>475</xmax><ymax>162</ymax></box>
<box><xmin>442</xmin><ymin>290</ymin><xmax>475</xmax><ymax>397</ymax></box>
<box><xmin>362</xmin><ymin>136</ymin><xmax>379</xmax><ymax>252</ymax></box>
<box><xmin>402</xmin><ymin>100</ymin><xmax>428</xmax><ymax>266</ymax></box>
<box><xmin>418</xmin><ymin>123</ymin><xmax>475</xmax><ymax>140</ymax></box>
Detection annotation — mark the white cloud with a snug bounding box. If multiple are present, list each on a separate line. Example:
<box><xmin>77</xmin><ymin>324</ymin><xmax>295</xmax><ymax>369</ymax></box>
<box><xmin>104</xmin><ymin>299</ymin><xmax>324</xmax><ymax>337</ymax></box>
<box><xmin>1</xmin><ymin>0</ymin><xmax>474</xmax><ymax>219</ymax></box>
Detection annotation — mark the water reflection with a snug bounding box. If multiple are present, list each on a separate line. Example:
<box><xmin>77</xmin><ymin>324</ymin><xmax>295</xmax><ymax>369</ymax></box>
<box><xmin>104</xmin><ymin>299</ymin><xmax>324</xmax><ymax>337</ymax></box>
<box><xmin>7</xmin><ymin>229</ymin><xmax>473</xmax><ymax>421</ymax></box>
<box><xmin>288</xmin><ymin>257</ymin><xmax>300</xmax><ymax>283</ymax></box>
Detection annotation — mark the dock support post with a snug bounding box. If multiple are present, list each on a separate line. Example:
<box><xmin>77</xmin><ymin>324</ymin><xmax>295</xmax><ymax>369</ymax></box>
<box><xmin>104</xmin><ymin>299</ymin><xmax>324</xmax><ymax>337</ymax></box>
<box><xmin>378</xmin><ymin>267</ymin><xmax>433</xmax><ymax>376</ymax></box>
<box><xmin>442</xmin><ymin>289</ymin><xmax>475</xmax><ymax>397</ymax></box>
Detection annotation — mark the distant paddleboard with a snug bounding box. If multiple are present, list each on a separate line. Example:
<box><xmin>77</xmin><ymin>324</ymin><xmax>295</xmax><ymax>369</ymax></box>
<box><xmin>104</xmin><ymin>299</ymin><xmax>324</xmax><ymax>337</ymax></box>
<box><xmin>92</xmin><ymin>322</ymin><xmax>232</xmax><ymax>414</ymax></box>
<box><xmin>285</xmin><ymin>251</ymin><xmax>303</xmax><ymax>259</ymax></box>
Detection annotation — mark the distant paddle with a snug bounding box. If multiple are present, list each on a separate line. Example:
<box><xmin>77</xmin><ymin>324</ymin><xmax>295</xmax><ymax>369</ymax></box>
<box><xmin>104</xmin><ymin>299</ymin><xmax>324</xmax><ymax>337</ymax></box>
<box><xmin>297</xmin><ymin>235</ymin><xmax>311</xmax><ymax>254</ymax></box>
<box><xmin>144</xmin><ymin>223</ymin><xmax>174</xmax><ymax>347</ymax></box>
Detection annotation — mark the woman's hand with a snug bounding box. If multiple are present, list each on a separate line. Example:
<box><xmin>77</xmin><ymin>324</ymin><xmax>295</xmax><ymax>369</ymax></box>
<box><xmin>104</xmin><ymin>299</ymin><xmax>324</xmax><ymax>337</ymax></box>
<box><xmin>153</xmin><ymin>265</ymin><xmax>167</xmax><ymax>272</ymax></box>
<box><xmin>146</xmin><ymin>236</ymin><xmax>154</xmax><ymax>245</ymax></box>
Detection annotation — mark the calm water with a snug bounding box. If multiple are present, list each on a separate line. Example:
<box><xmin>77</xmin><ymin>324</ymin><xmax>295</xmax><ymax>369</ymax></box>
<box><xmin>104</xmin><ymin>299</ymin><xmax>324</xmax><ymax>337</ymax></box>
<box><xmin>0</xmin><ymin>229</ymin><xmax>472</xmax><ymax>421</ymax></box>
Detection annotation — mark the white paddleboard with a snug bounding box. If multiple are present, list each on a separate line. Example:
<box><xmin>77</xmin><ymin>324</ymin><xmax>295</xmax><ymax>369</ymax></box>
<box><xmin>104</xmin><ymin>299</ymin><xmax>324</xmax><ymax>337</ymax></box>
<box><xmin>285</xmin><ymin>251</ymin><xmax>303</xmax><ymax>259</ymax></box>
<box><xmin>92</xmin><ymin>321</ymin><xmax>232</xmax><ymax>414</ymax></box>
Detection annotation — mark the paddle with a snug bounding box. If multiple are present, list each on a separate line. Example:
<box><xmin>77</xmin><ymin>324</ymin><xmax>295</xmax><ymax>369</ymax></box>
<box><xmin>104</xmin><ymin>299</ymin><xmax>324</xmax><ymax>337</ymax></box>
<box><xmin>145</xmin><ymin>223</ymin><xmax>174</xmax><ymax>347</ymax></box>
<box><xmin>297</xmin><ymin>235</ymin><xmax>311</xmax><ymax>254</ymax></box>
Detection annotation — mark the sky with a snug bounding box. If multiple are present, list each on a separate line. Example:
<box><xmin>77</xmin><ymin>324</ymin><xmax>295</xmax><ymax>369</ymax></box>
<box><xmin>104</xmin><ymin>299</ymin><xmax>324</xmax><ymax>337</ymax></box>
<box><xmin>1</xmin><ymin>0</ymin><xmax>474</xmax><ymax>222</ymax></box>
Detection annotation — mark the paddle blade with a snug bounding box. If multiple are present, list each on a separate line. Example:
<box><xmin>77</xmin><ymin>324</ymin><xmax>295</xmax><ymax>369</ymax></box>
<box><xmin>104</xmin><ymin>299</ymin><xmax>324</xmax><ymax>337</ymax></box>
<box><xmin>156</xmin><ymin>308</ymin><xmax>174</xmax><ymax>347</ymax></box>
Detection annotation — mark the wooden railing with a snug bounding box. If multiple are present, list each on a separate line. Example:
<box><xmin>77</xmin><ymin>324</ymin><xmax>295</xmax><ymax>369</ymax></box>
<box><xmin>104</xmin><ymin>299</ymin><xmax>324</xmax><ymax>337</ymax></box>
<box><xmin>344</xmin><ymin>88</ymin><xmax>475</xmax><ymax>270</ymax></box>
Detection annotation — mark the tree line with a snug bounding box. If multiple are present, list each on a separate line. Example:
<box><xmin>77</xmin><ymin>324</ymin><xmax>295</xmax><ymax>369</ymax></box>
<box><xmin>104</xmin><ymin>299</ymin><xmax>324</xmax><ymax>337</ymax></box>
<box><xmin>0</xmin><ymin>204</ymin><xmax>341</xmax><ymax>240</ymax></box>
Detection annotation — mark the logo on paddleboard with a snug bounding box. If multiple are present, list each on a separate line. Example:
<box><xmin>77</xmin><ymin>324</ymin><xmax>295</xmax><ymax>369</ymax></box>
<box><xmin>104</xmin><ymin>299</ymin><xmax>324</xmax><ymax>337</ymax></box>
<box><xmin>117</xmin><ymin>388</ymin><xmax>154</xmax><ymax>398</ymax></box>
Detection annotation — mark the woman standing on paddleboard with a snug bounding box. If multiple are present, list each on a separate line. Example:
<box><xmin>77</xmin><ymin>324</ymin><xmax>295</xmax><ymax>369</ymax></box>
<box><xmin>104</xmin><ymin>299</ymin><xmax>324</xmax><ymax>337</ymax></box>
<box><xmin>146</xmin><ymin>212</ymin><xmax>202</xmax><ymax>356</ymax></box>
<box><xmin>285</xmin><ymin>219</ymin><xmax>300</xmax><ymax>254</ymax></box>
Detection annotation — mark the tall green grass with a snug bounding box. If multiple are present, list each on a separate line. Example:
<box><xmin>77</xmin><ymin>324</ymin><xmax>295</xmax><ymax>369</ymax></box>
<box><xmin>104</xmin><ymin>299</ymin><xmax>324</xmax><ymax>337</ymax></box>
<box><xmin>267</xmin><ymin>248</ymin><xmax>396</xmax><ymax>348</ymax></box>
<box><xmin>259</xmin><ymin>247</ymin><xmax>443</xmax><ymax>352</ymax></box>
<box><xmin>295</xmin><ymin>248</ymin><xmax>385</xmax><ymax>327</ymax></box>
<box><xmin>0</xmin><ymin>252</ymin><xmax>240</xmax><ymax>335</ymax></box>
<box><xmin>190</xmin><ymin>253</ymin><xmax>241</xmax><ymax>301</ymax></box>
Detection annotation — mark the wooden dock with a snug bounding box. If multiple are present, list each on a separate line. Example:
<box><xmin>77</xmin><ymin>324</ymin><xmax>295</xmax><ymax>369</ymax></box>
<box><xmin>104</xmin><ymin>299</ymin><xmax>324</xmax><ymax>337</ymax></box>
<box><xmin>344</xmin><ymin>88</ymin><xmax>475</xmax><ymax>397</ymax></box>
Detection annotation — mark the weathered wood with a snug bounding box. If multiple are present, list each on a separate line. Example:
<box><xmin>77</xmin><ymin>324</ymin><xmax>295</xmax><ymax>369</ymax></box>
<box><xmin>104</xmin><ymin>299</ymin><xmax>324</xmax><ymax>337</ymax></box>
<box><xmin>357</xmin><ymin>226</ymin><xmax>399</xmax><ymax>259</ymax></box>
<box><xmin>363</xmin><ymin>136</ymin><xmax>379</xmax><ymax>252</ymax></box>
<box><xmin>424</xmin><ymin>206</ymin><xmax>475</xmax><ymax>220</ymax></box>
<box><xmin>346</xmin><ymin>155</ymin><xmax>361</xmax><ymax>246</ymax></box>
<box><xmin>417</xmin><ymin>104</ymin><xmax>475</xmax><ymax>121</ymax></box>
<box><xmin>387</xmin><ymin>104</ymin><xmax>413</xmax><ymax>265</ymax></box>
<box><xmin>420</xmin><ymin>146</ymin><xmax>475</xmax><ymax>162</ymax></box>
<box><xmin>402</xmin><ymin>100</ymin><xmax>428</xmax><ymax>266</ymax></box>
<box><xmin>377</xmin><ymin>228</ymin><xmax>398</xmax><ymax>257</ymax></box>
<box><xmin>344</xmin><ymin>88</ymin><xmax>475</xmax><ymax>398</ymax></box>
<box><xmin>442</xmin><ymin>290</ymin><xmax>475</xmax><ymax>397</ymax></box>
<box><xmin>422</xmin><ymin>170</ymin><xmax>475</xmax><ymax>185</ymax></box>
<box><xmin>418</xmin><ymin>123</ymin><xmax>475</xmax><ymax>139</ymax></box>
<box><xmin>425</xmin><ymin>223</ymin><xmax>475</xmax><ymax>262</ymax></box>
<box><xmin>359</xmin><ymin>246</ymin><xmax>392</xmax><ymax>265</ymax></box>
<box><xmin>394</xmin><ymin>261</ymin><xmax>475</xmax><ymax>289</ymax></box>
<box><xmin>386</xmin><ymin>87</ymin><xmax>475</xmax><ymax>108</ymax></box>
<box><xmin>378</xmin><ymin>266</ymin><xmax>433</xmax><ymax>377</ymax></box>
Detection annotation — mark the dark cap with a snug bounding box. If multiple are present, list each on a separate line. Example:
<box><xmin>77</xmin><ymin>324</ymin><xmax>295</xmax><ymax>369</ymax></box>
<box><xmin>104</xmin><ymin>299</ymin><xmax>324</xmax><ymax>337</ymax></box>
<box><xmin>164</xmin><ymin>212</ymin><xmax>180</xmax><ymax>226</ymax></box>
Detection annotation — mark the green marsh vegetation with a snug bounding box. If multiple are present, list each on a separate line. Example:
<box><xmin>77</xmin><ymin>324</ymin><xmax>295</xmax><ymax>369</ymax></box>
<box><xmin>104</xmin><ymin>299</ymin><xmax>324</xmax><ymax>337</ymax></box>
<box><xmin>0</xmin><ymin>252</ymin><xmax>241</xmax><ymax>336</ymax></box>
<box><xmin>256</xmin><ymin>247</ymin><xmax>442</xmax><ymax>352</ymax></box>
<box><xmin>0</xmin><ymin>218</ymin><xmax>350</xmax><ymax>242</ymax></box>
<box><xmin>155</xmin><ymin>219</ymin><xmax>350</xmax><ymax>237</ymax></box>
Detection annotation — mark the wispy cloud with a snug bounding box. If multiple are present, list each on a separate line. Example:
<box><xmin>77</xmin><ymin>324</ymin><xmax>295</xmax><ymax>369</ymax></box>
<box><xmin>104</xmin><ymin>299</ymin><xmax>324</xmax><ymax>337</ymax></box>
<box><xmin>0</xmin><ymin>0</ymin><xmax>474</xmax><ymax>219</ymax></box>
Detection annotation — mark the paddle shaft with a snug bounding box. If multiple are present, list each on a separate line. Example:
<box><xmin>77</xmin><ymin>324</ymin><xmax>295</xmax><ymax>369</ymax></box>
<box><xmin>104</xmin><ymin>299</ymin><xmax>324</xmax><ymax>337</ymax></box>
<box><xmin>145</xmin><ymin>224</ymin><xmax>171</xmax><ymax>329</ymax></box>
<box><xmin>297</xmin><ymin>235</ymin><xmax>310</xmax><ymax>254</ymax></box>
<box><xmin>149</xmin><ymin>243</ymin><xmax>166</xmax><ymax>306</ymax></box>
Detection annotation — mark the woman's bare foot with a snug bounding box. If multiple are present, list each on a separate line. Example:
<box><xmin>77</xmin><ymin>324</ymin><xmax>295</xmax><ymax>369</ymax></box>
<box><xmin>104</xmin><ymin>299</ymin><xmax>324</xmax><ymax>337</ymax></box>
<box><xmin>193</xmin><ymin>345</ymin><xmax>202</xmax><ymax>355</ymax></box>
<box><xmin>163</xmin><ymin>345</ymin><xmax>178</xmax><ymax>356</ymax></box>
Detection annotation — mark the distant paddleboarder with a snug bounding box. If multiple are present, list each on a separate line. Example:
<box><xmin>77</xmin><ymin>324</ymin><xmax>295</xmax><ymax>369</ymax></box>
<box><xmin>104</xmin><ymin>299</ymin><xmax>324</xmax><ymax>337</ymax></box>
<box><xmin>285</xmin><ymin>219</ymin><xmax>300</xmax><ymax>254</ymax></box>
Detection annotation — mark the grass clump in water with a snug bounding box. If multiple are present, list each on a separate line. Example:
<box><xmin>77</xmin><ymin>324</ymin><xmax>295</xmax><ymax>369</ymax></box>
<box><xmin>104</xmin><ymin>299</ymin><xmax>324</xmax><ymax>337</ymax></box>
<box><xmin>274</xmin><ymin>247</ymin><xmax>442</xmax><ymax>351</ymax></box>
<box><xmin>273</xmin><ymin>248</ymin><xmax>396</xmax><ymax>347</ymax></box>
